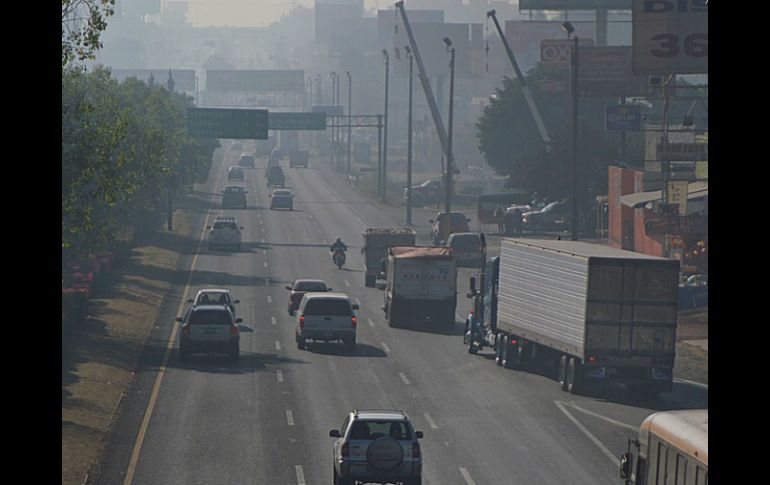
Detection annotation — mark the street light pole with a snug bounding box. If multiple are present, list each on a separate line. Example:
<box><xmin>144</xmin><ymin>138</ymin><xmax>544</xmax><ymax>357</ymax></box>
<box><xmin>563</xmin><ymin>22</ymin><xmax>579</xmax><ymax>241</ymax></box>
<box><xmin>405</xmin><ymin>46</ymin><xmax>414</xmax><ymax>225</ymax></box>
<box><xmin>330</xmin><ymin>72</ymin><xmax>337</xmax><ymax>167</ymax></box>
<box><xmin>382</xmin><ymin>49</ymin><xmax>390</xmax><ymax>202</ymax></box>
<box><xmin>443</xmin><ymin>37</ymin><xmax>455</xmax><ymax>242</ymax></box>
<box><xmin>346</xmin><ymin>70</ymin><xmax>352</xmax><ymax>177</ymax></box>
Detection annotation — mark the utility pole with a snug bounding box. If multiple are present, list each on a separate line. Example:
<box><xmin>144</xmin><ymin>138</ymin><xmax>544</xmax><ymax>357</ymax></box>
<box><xmin>346</xmin><ymin>71</ymin><xmax>352</xmax><ymax>177</ymax></box>
<box><xmin>563</xmin><ymin>22</ymin><xmax>579</xmax><ymax>241</ymax></box>
<box><xmin>377</xmin><ymin>114</ymin><xmax>383</xmax><ymax>197</ymax></box>
<box><xmin>405</xmin><ymin>46</ymin><xmax>414</xmax><ymax>225</ymax></box>
<box><xmin>382</xmin><ymin>49</ymin><xmax>390</xmax><ymax>202</ymax></box>
<box><xmin>330</xmin><ymin>72</ymin><xmax>337</xmax><ymax>167</ymax></box>
<box><xmin>443</xmin><ymin>37</ymin><xmax>455</xmax><ymax>242</ymax></box>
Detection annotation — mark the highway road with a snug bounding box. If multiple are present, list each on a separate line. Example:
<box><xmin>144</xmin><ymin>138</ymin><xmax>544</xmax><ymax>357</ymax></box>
<box><xmin>95</xmin><ymin>141</ymin><xmax>708</xmax><ymax>485</ymax></box>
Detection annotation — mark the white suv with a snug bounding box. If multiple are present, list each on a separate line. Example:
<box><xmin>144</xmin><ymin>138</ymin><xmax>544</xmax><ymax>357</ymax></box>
<box><xmin>295</xmin><ymin>293</ymin><xmax>359</xmax><ymax>351</ymax></box>
<box><xmin>329</xmin><ymin>410</ymin><xmax>424</xmax><ymax>485</ymax></box>
<box><xmin>207</xmin><ymin>216</ymin><xmax>243</xmax><ymax>251</ymax></box>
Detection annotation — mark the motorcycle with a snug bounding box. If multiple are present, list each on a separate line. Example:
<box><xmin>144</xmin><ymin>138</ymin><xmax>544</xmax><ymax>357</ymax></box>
<box><xmin>332</xmin><ymin>248</ymin><xmax>346</xmax><ymax>270</ymax></box>
<box><xmin>463</xmin><ymin>313</ymin><xmax>484</xmax><ymax>354</ymax></box>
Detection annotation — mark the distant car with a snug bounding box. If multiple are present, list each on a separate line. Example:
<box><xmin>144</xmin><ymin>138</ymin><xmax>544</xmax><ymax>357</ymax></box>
<box><xmin>222</xmin><ymin>185</ymin><xmax>248</xmax><ymax>209</ymax></box>
<box><xmin>295</xmin><ymin>293</ymin><xmax>358</xmax><ymax>351</ymax></box>
<box><xmin>289</xmin><ymin>150</ymin><xmax>309</xmax><ymax>168</ymax></box>
<box><xmin>227</xmin><ymin>166</ymin><xmax>245</xmax><ymax>181</ymax></box>
<box><xmin>267</xmin><ymin>165</ymin><xmax>286</xmax><ymax>187</ymax></box>
<box><xmin>329</xmin><ymin>409</ymin><xmax>424</xmax><ymax>485</ymax></box>
<box><xmin>265</xmin><ymin>157</ymin><xmax>280</xmax><ymax>177</ymax></box>
<box><xmin>270</xmin><ymin>189</ymin><xmax>294</xmax><ymax>210</ymax></box>
<box><xmin>430</xmin><ymin>211</ymin><xmax>471</xmax><ymax>245</ymax></box>
<box><xmin>403</xmin><ymin>179</ymin><xmax>441</xmax><ymax>207</ymax></box>
<box><xmin>177</xmin><ymin>305</ymin><xmax>241</xmax><ymax>362</ymax></box>
<box><xmin>285</xmin><ymin>279</ymin><xmax>332</xmax><ymax>315</ymax></box>
<box><xmin>186</xmin><ymin>288</ymin><xmax>240</xmax><ymax>317</ymax></box>
<box><xmin>522</xmin><ymin>201</ymin><xmax>569</xmax><ymax>231</ymax></box>
<box><xmin>207</xmin><ymin>216</ymin><xmax>243</xmax><ymax>251</ymax></box>
<box><xmin>686</xmin><ymin>274</ymin><xmax>708</xmax><ymax>287</ymax></box>
<box><xmin>238</xmin><ymin>153</ymin><xmax>255</xmax><ymax>168</ymax></box>
<box><xmin>446</xmin><ymin>232</ymin><xmax>485</xmax><ymax>268</ymax></box>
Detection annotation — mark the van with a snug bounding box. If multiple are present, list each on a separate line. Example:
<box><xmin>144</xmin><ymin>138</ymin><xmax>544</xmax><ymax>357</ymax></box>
<box><xmin>267</xmin><ymin>165</ymin><xmax>286</xmax><ymax>187</ymax></box>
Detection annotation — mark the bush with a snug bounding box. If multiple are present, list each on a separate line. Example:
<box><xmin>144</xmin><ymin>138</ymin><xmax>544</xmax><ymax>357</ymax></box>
<box><xmin>62</xmin><ymin>287</ymin><xmax>89</xmax><ymax>335</ymax></box>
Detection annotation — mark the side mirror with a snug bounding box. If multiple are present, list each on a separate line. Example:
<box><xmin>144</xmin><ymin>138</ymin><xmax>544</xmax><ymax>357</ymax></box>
<box><xmin>206</xmin><ymin>225</ymin><xmax>212</xmax><ymax>230</ymax></box>
<box><xmin>187</xmin><ymin>298</ymin><xmax>194</xmax><ymax>303</ymax></box>
<box><xmin>233</xmin><ymin>299</ymin><xmax>240</xmax><ymax>304</ymax></box>
<box><xmin>619</xmin><ymin>452</ymin><xmax>633</xmax><ymax>479</ymax></box>
<box><xmin>235</xmin><ymin>317</ymin><xmax>243</xmax><ymax>323</ymax></box>
<box><xmin>415</xmin><ymin>431</ymin><xmax>424</xmax><ymax>439</ymax></box>
<box><xmin>240</xmin><ymin>226</ymin><xmax>244</xmax><ymax>230</ymax></box>
<box><xmin>269</xmin><ymin>194</ymin><xmax>272</xmax><ymax>197</ymax></box>
<box><xmin>329</xmin><ymin>429</ymin><xmax>341</xmax><ymax>438</ymax></box>
<box><xmin>352</xmin><ymin>304</ymin><xmax>360</xmax><ymax>310</ymax></box>
<box><xmin>466</xmin><ymin>292</ymin><xmax>474</xmax><ymax>299</ymax></box>
<box><xmin>175</xmin><ymin>317</ymin><xmax>184</xmax><ymax>323</ymax></box>
<box><xmin>469</xmin><ymin>275</ymin><xmax>477</xmax><ymax>292</ymax></box>
<box><xmin>286</xmin><ymin>286</ymin><xmax>293</xmax><ymax>291</ymax></box>
<box><xmin>429</xmin><ymin>220</ymin><xmax>434</xmax><ymax>223</ymax></box>
<box><xmin>327</xmin><ymin>288</ymin><xmax>333</xmax><ymax>291</ymax></box>
<box><xmin>467</xmin><ymin>218</ymin><xmax>471</xmax><ymax>222</ymax></box>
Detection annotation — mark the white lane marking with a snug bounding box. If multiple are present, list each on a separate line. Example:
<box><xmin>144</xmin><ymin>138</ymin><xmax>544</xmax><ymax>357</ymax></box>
<box><xmin>264</xmin><ymin>262</ymin><xmax>269</xmax><ymax>268</ymax></box>
<box><xmin>295</xmin><ymin>465</ymin><xmax>306</xmax><ymax>485</ymax></box>
<box><xmin>399</xmin><ymin>372</ymin><xmax>410</xmax><ymax>385</ymax></box>
<box><xmin>554</xmin><ymin>401</ymin><xmax>619</xmax><ymax>466</ymax></box>
<box><xmin>261</xmin><ymin>238</ymin><xmax>266</xmax><ymax>243</ymax></box>
<box><xmin>367</xmin><ymin>318</ymin><xmax>375</xmax><ymax>328</ymax></box>
<box><xmin>317</xmin><ymin>229</ymin><xmax>323</xmax><ymax>234</ymax></box>
<box><xmin>267</xmin><ymin>296</ymin><xmax>272</xmax><ymax>303</ymax></box>
<box><xmin>355</xmin><ymin>298</ymin><xmax>361</xmax><ymax>306</ymax></box>
<box><xmin>674</xmin><ymin>377</ymin><xmax>709</xmax><ymax>390</ymax></box>
<box><xmin>275</xmin><ymin>340</ymin><xmax>282</xmax><ymax>351</ymax></box>
<box><xmin>271</xmin><ymin>316</ymin><xmax>277</xmax><ymax>326</ymax></box>
<box><xmin>424</xmin><ymin>413</ymin><xmax>439</xmax><ymax>429</ymax></box>
<box><xmin>459</xmin><ymin>467</ymin><xmax>477</xmax><ymax>485</ymax></box>
<box><xmin>265</xmin><ymin>278</ymin><xmax>270</xmax><ymax>285</ymax></box>
<box><xmin>344</xmin><ymin>280</ymin><xmax>350</xmax><ymax>287</ymax></box>
<box><xmin>276</xmin><ymin>370</ymin><xmax>284</xmax><ymax>382</ymax></box>
<box><xmin>286</xmin><ymin>410</ymin><xmax>294</xmax><ymax>426</ymax></box>
<box><xmin>563</xmin><ymin>402</ymin><xmax>637</xmax><ymax>432</ymax></box>
<box><xmin>381</xmin><ymin>342</ymin><xmax>391</xmax><ymax>353</ymax></box>
<box><xmin>258</xmin><ymin>220</ymin><xmax>263</xmax><ymax>225</ymax></box>
<box><xmin>262</xmin><ymin>250</ymin><xmax>267</xmax><ymax>255</ymax></box>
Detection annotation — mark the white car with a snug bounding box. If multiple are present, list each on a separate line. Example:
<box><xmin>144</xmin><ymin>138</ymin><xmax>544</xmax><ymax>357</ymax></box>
<box><xmin>177</xmin><ymin>305</ymin><xmax>241</xmax><ymax>362</ymax></box>
<box><xmin>186</xmin><ymin>288</ymin><xmax>240</xmax><ymax>317</ymax></box>
<box><xmin>295</xmin><ymin>293</ymin><xmax>359</xmax><ymax>351</ymax></box>
<box><xmin>270</xmin><ymin>189</ymin><xmax>294</xmax><ymax>210</ymax></box>
<box><xmin>207</xmin><ymin>216</ymin><xmax>243</xmax><ymax>251</ymax></box>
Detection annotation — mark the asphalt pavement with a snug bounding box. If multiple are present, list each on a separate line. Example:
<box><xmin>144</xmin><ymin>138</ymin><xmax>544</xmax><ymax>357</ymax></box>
<box><xmin>94</xmin><ymin>142</ymin><xmax>708</xmax><ymax>485</ymax></box>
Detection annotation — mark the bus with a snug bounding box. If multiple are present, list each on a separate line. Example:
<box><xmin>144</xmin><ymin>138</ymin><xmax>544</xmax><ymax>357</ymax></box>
<box><xmin>476</xmin><ymin>191</ymin><xmax>531</xmax><ymax>224</ymax></box>
<box><xmin>620</xmin><ymin>409</ymin><xmax>708</xmax><ymax>485</ymax></box>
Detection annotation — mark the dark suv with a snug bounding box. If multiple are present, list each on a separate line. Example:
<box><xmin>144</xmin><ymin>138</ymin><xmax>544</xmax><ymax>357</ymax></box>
<box><xmin>329</xmin><ymin>410</ymin><xmax>423</xmax><ymax>485</ymax></box>
<box><xmin>222</xmin><ymin>185</ymin><xmax>248</xmax><ymax>209</ymax></box>
<box><xmin>430</xmin><ymin>211</ymin><xmax>471</xmax><ymax>245</ymax></box>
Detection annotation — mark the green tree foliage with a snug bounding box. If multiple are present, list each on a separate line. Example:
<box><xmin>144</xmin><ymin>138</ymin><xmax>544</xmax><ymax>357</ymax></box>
<box><xmin>62</xmin><ymin>0</ymin><xmax>116</xmax><ymax>69</ymax></box>
<box><xmin>477</xmin><ymin>64</ymin><xmax>645</xmax><ymax>206</ymax></box>
<box><xmin>62</xmin><ymin>66</ymin><xmax>218</xmax><ymax>264</ymax></box>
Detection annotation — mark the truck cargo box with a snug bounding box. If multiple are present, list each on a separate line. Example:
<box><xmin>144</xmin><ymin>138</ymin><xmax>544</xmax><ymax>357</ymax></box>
<box><xmin>362</xmin><ymin>228</ymin><xmax>417</xmax><ymax>287</ymax></box>
<box><xmin>496</xmin><ymin>239</ymin><xmax>679</xmax><ymax>360</ymax></box>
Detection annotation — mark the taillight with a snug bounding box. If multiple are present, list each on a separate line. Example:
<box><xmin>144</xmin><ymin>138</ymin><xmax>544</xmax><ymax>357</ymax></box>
<box><xmin>587</xmin><ymin>355</ymin><xmax>597</xmax><ymax>364</ymax></box>
<box><xmin>510</xmin><ymin>338</ymin><xmax>517</xmax><ymax>345</ymax></box>
<box><xmin>351</xmin><ymin>316</ymin><xmax>357</xmax><ymax>328</ymax></box>
<box><xmin>181</xmin><ymin>325</ymin><xmax>190</xmax><ymax>337</ymax></box>
<box><xmin>412</xmin><ymin>441</ymin><xmax>421</xmax><ymax>458</ymax></box>
<box><xmin>341</xmin><ymin>442</ymin><xmax>349</xmax><ymax>457</ymax></box>
<box><xmin>299</xmin><ymin>315</ymin><xmax>305</xmax><ymax>328</ymax></box>
<box><xmin>230</xmin><ymin>324</ymin><xmax>239</xmax><ymax>336</ymax></box>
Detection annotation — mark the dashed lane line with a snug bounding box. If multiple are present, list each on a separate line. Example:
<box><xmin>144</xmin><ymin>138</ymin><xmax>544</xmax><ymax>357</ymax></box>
<box><xmin>459</xmin><ymin>467</ymin><xmax>477</xmax><ymax>485</ymax></box>
<box><xmin>424</xmin><ymin>413</ymin><xmax>439</xmax><ymax>429</ymax></box>
<box><xmin>276</xmin><ymin>370</ymin><xmax>284</xmax><ymax>382</ymax></box>
<box><xmin>399</xmin><ymin>372</ymin><xmax>411</xmax><ymax>385</ymax></box>
<box><xmin>275</xmin><ymin>340</ymin><xmax>282</xmax><ymax>351</ymax></box>
<box><xmin>286</xmin><ymin>410</ymin><xmax>294</xmax><ymax>426</ymax></box>
<box><xmin>367</xmin><ymin>318</ymin><xmax>375</xmax><ymax>328</ymax></box>
<box><xmin>267</xmin><ymin>296</ymin><xmax>272</xmax><ymax>303</ymax></box>
<box><xmin>381</xmin><ymin>342</ymin><xmax>391</xmax><ymax>354</ymax></box>
<box><xmin>271</xmin><ymin>316</ymin><xmax>277</xmax><ymax>326</ymax></box>
<box><xmin>295</xmin><ymin>465</ymin><xmax>306</xmax><ymax>485</ymax></box>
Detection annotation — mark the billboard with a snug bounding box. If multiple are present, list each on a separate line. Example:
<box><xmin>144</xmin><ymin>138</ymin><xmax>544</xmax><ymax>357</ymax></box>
<box><xmin>110</xmin><ymin>68</ymin><xmax>196</xmax><ymax>92</ymax></box>
<box><xmin>206</xmin><ymin>70</ymin><xmax>305</xmax><ymax>92</ymax></box>
<box><xmin>504</xmin><ymin>20</ymin><xmax>594</xmax><ymax>74</ymax></box>
<box><xmin>632</xmin><ymin>0</ymin><xmax>708</xmax><ymax>74</ymax></box>
<box><xmin>187</xmin><ymin>108</ymin><xmax>269</xmax><ymax>139</ymax></box>
<box><xmin>605</xmin><ymin>104</ymin><xmax>642</xmax><ymax>130</ymax></box>
<box><xmin>520</xmin><ymin>0</ymin><xmax>631</xmax><ymax>8</ymax></box>
<box><xmin>268</xmin><ymin>112</ymin><xmax>326</xmax><ymax>131</ymax></box>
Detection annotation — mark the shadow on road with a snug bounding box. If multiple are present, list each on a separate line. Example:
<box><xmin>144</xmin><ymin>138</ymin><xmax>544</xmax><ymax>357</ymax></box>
<box><xmin>300</xmin><ymin>342</ymin><xmax>387</xmax><ymax>358</ymax></box>
<box><xmin>164</xmin><ymin>349</ymin><xmax>310</xmax><ymax>374</ymax></box>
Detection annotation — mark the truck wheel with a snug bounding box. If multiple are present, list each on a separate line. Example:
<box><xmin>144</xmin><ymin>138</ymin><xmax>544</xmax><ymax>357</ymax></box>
<box><xmin>296</xmin><ymin>334</ymin><xmax>306</xmax><ymax>350</ymax></box>
<box><xmin>344</xmin><ymin>336</ymin><xmax>356</xmax><ymax>352</ymax></box>
<box><xmin>566</xmin><ymin>357</ymin><xmax>583</xmax><ymax>394</ymax></box>
<box><xmin>558</xmin><ymin>355</ymin><xmax>569</xmax><ymax>391</ymax></box>
<box><xmin>495</xmin><ymin>334</ymin><xmax>503</xmax><ymax>366</ymax></box>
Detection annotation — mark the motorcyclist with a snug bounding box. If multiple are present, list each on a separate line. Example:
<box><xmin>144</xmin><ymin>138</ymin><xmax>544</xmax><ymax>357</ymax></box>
<box><xmin>329</xmin><ymin>237</ymin><xmax>348</xmax><ymax>253</ymax></box>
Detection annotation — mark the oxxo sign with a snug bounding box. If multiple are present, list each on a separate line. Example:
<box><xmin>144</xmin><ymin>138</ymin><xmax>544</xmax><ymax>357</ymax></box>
<box><xmin>540</xmin><ymin>39</ymin><xmax>594</xmax><ymax>65</ymax></box>
<box><xmin>632</xmin><ymin>0</ymin><xmax>708</xmax><ymax>74</ymax></box>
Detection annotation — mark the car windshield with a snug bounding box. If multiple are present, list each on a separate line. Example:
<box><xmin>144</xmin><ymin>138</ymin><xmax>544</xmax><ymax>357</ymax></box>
<box><xmin>349</xmin><ymin>421</ymin><xmax>412</xmax><ymax>440</ymax></box>
<box><xmin>294</xmin><ymin>282</ymin><xmax>327</xmax><ymax>291</ymax></box>
<box><xmin>197</xmin><ymin>292</ymin><xmax>228</xmax><ymax>305</ymax></box>
<box><xmin>187</xmin><ymin>309</ymin><xmax>232</xmax><ymax>325</ymax></box>
<box><xmin>268</xmin><ymin>167</ymin><xmax>283</xmax><ymax>175</ymax></box>
<box><xmin>451</xmin><ymin>213</ymin><xmax>466</xmax><ymax>224</ymax></box>
<box><xmin>303</xmin><ymin>299</ymin><xmax>351</xmax><ymax>316</ymax></box>
<box><xmin>275</xmin><ymin>191</ymin><xmax>291</xmax><ymax>196</ymax></box>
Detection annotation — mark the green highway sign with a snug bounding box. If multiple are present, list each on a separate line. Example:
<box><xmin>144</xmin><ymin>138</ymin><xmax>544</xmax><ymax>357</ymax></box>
<box><xmin>187</xmin><ymin>107</ymin><xmax>268</xmax><ymax>139</ymax></box>
<box><xmin>268</xmin><ymin>112</ymin><xmax>326</xmax><ymax>131</ymax></box>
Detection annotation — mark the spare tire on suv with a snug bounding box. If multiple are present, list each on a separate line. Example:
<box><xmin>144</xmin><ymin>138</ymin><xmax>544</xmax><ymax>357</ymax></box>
<box><xmin>366</xmin><ymin>436</ymin><xmax>404</xmax><ymax>472</ymax></box>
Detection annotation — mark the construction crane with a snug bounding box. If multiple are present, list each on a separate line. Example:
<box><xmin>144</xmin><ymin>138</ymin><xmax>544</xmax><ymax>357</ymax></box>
<box><xmin>394</xmin><ymin>0</ymin><xmax>458</xmax><ymax>175</ymax></box>
<box><xmin>486</xmin><ymin>9</ymin><xmax>552</xmax><ymax>148</ymax></box>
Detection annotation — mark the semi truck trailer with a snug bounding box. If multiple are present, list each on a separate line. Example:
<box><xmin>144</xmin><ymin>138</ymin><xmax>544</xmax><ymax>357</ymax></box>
<box><xmin>465</xmin><ymin>239</ymin><xmax>679</xmax><ymax>397</ymax></box>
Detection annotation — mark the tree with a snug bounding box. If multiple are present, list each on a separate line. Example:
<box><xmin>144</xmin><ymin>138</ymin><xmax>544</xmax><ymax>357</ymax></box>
<box><xmin>62</xmin><ymin>0</ymin><xmax>116</xmax><ymax>69</ymax></box>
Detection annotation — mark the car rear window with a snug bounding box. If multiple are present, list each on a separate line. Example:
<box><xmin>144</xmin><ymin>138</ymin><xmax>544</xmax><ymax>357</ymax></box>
<box><xmin>450</xmin><ymin>236</ymin><xmax>481</xmax><ymax>251</ymax></box>
<box><xmin>213</xmin><ymin>222</ymin><xmax>237</xmax><ymax>230</ymax></box>
<box><xmin>451</xmin><ymin>213</ymin><xmax>467</xmax><ymax>224</ymax></box>
<box><xmin>303</xmin><ymin>299</ymin><xmax>351</xmax><ymax>316</ymax></box>
<box><xmin>197</xmin><ymin>293</ymin><xmax>228</xmax><ymax>305</ymax></box>
<box><xmin>294</xmin><ymin>282</ymin><xmax>327</xmax><ymax>292</ymax></box>
<box><xmin>349</xmin><ymin>421</ymin><xmax>412</xmax><ymax>440</ymax></box>
<box><xmin>188</xmin><ymin>309</ymin><xmax>232</xmax><ymax>325</ymax></box>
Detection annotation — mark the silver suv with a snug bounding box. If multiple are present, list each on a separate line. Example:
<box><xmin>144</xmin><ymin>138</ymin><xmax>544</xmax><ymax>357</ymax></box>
<box><xmin>177</xmin><ymin>305</ymin><xmax>241</xmax><ymax>362</ymax></box>
<box><xmin>329</xmin><ymin>410</ymin><xmax>423</xmax><ymax>485</ymax></box>
<box><xmin>295</xmin><ymin>293</ymin><xmax>359</xmax><ymax>351</ymax></box>
<box><xmin>207</xmin><ymin>216</ymin><xmax>243</xmax><ymax>251</ymax></box>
